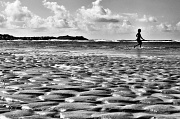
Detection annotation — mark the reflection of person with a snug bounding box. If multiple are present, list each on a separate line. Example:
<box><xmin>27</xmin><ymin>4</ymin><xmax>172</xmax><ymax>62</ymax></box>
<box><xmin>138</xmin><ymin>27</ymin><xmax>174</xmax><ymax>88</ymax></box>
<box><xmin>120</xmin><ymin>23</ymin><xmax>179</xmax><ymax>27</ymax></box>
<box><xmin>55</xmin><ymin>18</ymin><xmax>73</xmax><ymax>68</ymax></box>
<box><xmin>136</xmin><ymin>48</ymin><xmax>142</xmax><ymax>58</ymax></box>
<box><xmin>134</xmin><ymin>29</ymin><xmax>145</xmax><ymax>48</ymax></box>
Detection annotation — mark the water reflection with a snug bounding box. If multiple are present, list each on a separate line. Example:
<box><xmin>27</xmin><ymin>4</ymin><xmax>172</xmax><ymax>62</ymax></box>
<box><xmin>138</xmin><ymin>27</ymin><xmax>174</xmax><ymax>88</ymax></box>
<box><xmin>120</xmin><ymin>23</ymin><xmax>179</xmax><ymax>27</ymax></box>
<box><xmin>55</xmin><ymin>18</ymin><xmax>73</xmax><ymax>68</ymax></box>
<box><xmin>136</xmin><ymin>48</ymin><xmax>142</xmax><ymax>58</ymax></box>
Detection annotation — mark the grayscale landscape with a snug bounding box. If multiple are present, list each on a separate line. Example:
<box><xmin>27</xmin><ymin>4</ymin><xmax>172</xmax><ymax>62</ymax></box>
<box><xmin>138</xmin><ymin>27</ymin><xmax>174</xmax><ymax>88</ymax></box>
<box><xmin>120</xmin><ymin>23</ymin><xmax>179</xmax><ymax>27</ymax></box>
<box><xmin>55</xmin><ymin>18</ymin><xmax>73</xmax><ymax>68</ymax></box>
<box><xmin>0</xmin><ymin>0</ymin><xmax>180</xmax><ymax>118</ymax></box>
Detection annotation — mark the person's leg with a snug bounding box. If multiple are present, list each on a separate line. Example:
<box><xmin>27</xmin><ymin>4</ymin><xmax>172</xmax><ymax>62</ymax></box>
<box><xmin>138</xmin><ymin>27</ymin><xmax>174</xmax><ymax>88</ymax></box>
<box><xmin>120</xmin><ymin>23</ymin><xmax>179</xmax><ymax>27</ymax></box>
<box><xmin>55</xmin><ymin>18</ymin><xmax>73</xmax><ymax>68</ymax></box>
<box><xmin>139</xmin><ymin>41</ymin><xmax>142</xmax><ymax>48</ymax></box>
<box><xmin>134</xmin><ymin>43</ymin><xmax>139</xmax><ymax>48</ymax></box>
<box><xmin>134</xmin><ymin>44</ymin><xmax>138</xmax><ymax>48</ymax></box>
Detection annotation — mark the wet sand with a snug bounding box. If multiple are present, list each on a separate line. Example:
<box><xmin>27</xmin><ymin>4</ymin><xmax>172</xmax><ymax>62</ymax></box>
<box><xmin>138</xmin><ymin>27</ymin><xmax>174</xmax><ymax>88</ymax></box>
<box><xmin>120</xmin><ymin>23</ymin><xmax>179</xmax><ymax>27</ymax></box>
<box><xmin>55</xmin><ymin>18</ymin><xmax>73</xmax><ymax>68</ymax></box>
<box><xmin>0</xmin><ymin>44</ymin><xmax>180</xmax><ymax>119</ymax></box>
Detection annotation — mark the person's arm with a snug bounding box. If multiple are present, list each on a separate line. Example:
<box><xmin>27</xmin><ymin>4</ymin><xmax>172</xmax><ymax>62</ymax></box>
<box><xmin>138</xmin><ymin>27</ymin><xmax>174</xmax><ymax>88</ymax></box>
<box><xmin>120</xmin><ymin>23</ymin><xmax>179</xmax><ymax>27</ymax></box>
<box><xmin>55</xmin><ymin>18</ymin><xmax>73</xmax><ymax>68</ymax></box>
<box><xmin>140</xmin><ymin>35</ymin><xmax>145</xmax><ymax>40</ymax></box>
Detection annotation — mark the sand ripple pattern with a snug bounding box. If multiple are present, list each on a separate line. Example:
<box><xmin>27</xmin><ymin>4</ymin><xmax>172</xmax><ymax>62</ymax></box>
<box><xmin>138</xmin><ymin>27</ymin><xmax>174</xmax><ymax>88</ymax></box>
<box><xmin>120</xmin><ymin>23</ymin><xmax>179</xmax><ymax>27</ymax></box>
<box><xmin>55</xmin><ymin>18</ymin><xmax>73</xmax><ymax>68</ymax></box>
<box><xmin>0</xmin><ymin>51</ymin><xmax>180</xmax><ymax>118</ymax></box>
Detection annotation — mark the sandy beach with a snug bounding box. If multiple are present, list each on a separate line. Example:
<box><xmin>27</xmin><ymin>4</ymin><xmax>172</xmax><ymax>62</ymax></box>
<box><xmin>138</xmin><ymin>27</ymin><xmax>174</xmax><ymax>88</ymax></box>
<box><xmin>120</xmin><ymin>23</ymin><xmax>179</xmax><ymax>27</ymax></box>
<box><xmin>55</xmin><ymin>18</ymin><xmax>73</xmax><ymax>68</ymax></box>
<box><xmin>0</xmin><ymin>42</ymin><xmax>180</xmax><ymax>119</ymax></box>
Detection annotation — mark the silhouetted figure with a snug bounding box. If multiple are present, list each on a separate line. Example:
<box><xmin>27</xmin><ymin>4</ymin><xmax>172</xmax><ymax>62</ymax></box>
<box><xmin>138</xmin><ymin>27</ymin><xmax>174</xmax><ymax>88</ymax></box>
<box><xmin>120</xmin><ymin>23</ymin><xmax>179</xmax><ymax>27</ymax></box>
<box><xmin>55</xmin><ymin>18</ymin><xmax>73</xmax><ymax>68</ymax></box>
<box><xmin>134</xmin><ymin>29</ymin><xmax>145</xmax><ymax>48</ymax></box>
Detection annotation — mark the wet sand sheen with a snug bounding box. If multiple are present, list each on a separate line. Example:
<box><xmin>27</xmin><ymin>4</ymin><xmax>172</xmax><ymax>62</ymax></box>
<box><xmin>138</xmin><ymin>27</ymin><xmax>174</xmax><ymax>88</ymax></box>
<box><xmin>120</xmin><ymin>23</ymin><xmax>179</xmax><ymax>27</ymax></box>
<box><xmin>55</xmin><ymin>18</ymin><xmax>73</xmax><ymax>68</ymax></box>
<box><xmin>0</xmin><ymin>46</ymin><xmax>180</xmax><ymax>119</ymax></box>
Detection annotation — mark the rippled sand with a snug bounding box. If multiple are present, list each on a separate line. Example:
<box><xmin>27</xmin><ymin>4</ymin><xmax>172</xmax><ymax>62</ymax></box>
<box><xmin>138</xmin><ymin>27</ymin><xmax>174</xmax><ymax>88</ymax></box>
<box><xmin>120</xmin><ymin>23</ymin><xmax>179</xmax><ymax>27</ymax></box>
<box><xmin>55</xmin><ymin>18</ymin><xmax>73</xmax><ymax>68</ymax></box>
<box><xmin>0</xmin><ymin>44</ymin><xmax>180</xmax><ymax>119</ymax></box>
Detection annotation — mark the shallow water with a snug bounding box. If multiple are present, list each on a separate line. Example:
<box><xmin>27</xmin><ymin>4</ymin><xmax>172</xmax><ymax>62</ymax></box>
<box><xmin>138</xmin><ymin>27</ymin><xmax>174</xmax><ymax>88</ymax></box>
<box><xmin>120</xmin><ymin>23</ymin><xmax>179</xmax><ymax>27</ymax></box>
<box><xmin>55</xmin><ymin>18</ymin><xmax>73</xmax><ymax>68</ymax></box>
<box><xmin>1</xmin><ymin>41</ymin><xmax>180</xmax><ymax>58</ymax></box>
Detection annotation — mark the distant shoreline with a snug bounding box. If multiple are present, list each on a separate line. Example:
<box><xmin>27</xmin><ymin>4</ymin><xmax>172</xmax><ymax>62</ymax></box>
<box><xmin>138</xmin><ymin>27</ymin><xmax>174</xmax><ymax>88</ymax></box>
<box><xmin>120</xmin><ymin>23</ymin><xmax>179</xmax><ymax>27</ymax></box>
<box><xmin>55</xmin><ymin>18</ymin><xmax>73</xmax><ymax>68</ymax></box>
<box><xmin>0</xmin><ymin>39</ymin><xmax>178</xmax><ymax>43</ymax></box>
<box><xmin>0</xmin><ymin>34</ymin><xmax>178</xmax><ymax>42</ymax></box>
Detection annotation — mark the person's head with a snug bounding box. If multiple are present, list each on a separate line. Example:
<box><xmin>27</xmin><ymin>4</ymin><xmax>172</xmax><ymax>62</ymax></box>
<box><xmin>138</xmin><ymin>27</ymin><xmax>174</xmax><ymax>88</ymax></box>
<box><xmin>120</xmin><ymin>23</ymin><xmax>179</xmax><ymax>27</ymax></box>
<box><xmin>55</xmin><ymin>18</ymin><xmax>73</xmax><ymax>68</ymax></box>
<box><xmin>138</xmin><ymin>29</ymin><xmax>141</xmax><ymax>33</ymax></box>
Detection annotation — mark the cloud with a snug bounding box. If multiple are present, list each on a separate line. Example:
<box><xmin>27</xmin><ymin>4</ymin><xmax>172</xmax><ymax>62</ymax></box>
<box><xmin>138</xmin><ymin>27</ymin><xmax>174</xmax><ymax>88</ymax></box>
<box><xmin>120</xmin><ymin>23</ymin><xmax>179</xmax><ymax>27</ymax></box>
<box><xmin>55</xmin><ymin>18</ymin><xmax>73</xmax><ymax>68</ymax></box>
<box><xmin>156</xmin><ymin>23</ymin><xmax>174</xmax><ymax>32</ymax></box>
<box><xmin>32</xmin><ymin>27</ymin><xmax>47</xmax><ymax>32</ymax></box>
<box><xmin>43</xmin><ymin>0</ymin><xmax>69</xmax><ymax>19</ymax></box>
<box><xmin>46</xmin><ymin>17</ymin><xmax>71</xmax><ymax>28</ymax></box>
<box><xmin>29</xmin><ymin>16</ymin><xmax>45</xmax><ymax>28</ymax></box>
<box><xmin>137</xmin><ymin>15</ymin><xmax>157</xmax><ymax>23</ymax></box>
<box><xmin>0</xmin><ymin>0</ymin><xmax>76</xmax><ymax>32</ymax></box>
<box><xmin>105</xmin><ymin>20</ymin><xmax>134</xmax><ymax>34</ymax></box>
<box><xmin>80</xmin><ymin>22</ymin><xmax>99</xmax><ymax>31</ymax></box>
<box><xmin>77</xmin><ymin>0</ymin><xmax>124</xmax><ymax>23</ymax></box>
<box><xmin>70</xmin><ymin>17</ymin><xmax>99</xmax><ymax>32</ymax></box>
<box><xmin>122</xmin><ymin>13</ymin><xmax>138</xmax><ymax>19</ymax></box>
<box><xmin>176</xmin><ymin>22</ymin><xmax>180</xmax><ymax>31</ymax></box>
<box><xmin>1</xmin><ymin>0</ymin><xmax>72</xmax><ymax>31</ymax></box>
<box><xmin>0</xmin><ymin>1</ymin><xmax>6</xmax><ymax>7</ymax></box>
<box><xmin>75</xmin><ymin>0</ymin><xmax>128</xmax><ymax>32</ymax></box>
<box><xmin>122</xmin><ymin>20</ymin><xmax>132</xmax><ymax>26</ymax></box>
<box><xmin>148</xmin><ymin>16</ymin><xmax>157</xmax><ymax>22</ymax></box>
<box><xmin>95</xmin><ymin>17</ymin><xmax>120</xmax><ymax>23</ymax></box>
<box><xmin>42</xmin><ymin>0</ymin><xmax>73</xmax><ymax>28</ymax></box>
<box><xmin>0</xmin><ymin>14</ymin><xmax>7</xmax><ymax>28</ymax></box>
<box><xmin>0</xmin><ymin>14</ymin><xmax>6</xmax><ymax>23</ymax></box>
<box><xmin>3</xmin><ymin>0</ymin><xmax>33</xmax><ymax>22</ymax></box>
<box><xmin>78</xmin><ymin>24</ymin><xmax>98</xmax><ymax>32</ymax></box>
<box><xmin>1</xmin><ymin>0</ymin><xmax>46</xmax><ymax>30</ymax></box>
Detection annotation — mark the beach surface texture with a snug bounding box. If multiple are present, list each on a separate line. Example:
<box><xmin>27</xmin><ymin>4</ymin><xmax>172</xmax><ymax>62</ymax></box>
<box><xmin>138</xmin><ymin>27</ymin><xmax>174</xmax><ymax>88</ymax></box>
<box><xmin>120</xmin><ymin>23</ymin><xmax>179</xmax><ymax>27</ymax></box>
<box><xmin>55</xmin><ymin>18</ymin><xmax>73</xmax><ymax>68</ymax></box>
<box><xmin>0</xmin><ymin>41</ymin><xmax>180</xmax><ymax>119</ymax></box>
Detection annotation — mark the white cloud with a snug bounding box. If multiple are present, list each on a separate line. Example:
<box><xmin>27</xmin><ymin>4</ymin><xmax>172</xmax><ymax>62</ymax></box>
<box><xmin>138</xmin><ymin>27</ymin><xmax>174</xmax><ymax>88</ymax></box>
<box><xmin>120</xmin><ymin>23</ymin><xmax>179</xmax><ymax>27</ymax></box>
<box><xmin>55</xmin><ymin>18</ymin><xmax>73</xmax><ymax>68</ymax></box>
<box><xmin>148</xmin><ymin>16</ymin><xmax>157</xmax><ymax>22</ymax></box>
<box><xmin>74</xmin><ymin>0</ymin><xmax>129</xmax><ymax>32</ymax></box>
<box><xmin>28</xmin><ymin>16</ymin><xmax>45</xmax><ymax>28</ymax></box>
<box><xmin>122</xmin><ymin>13</ymin><xmax>138</xmax><ymax>19</ymax></box>
<box><xmin>105</xmin><ymin>20</ymin><xmax>134</xmax><ymax>34</ymax></box>
<box><xmin>0</xmin><ymin>1</ymin><xmax>5</xmax><ymax>7</ymax></box>
<box><xmin>137</xmin><ymin>15</ymin><xmax>157</xmax><ymax>23</ymax></box>
<box><xmin>3</xmin><ymin>0</ymin><xmax>33</xmax><ymax>22</ymax></box>
<box><xmin>25</xmin><ymin>15</ymin><xmax>48</xmax><ymax>32</ymax></box>
<box><xmin>123</xmin><ymin>20</ymin><xmax>132</xmax><ymax>26</ymax></box>
<box><xmin>156</xmin><ymin>23</ymin><xmax>174</xmax><ymax>32</ymax></box>
<box><xmin>1</xmin><ymin>0</ymin><xmax>73</xmax><ymax>31</ymax></box>
<box><xmin>176</xmin><ymin>22</ymin><xmax>180</xmax><ymax>31</ymax></box>
<box><xmin>0</xmin><ymin>0</ymin><xmax>77</xmax><ymax>32</ymax></box>
<box><xmin>1</xmin><ymin>0</ymin><xmax>47</xmax><ymax>30</ymax></box>
<box><xmin>0</xmin><ymin>14</ymin><xmax>6</xmax><ymax>28</ymax></box>
<box><xmin>0</xmin><ymin>14</ymin><xmax>6</xmax><ymax>23</ymax></box>
<box><xmin>137</xmin><ymin>15</ymin><xmax>148</xmax><ymax>22</ymax></box>
<box><xmin>70</xmin><ymin>17</ymin><xmax>99</xmax><ymax>32</ymax></box>
<box><xmin>43</xmin><ymin>0</ymin><xmax>69</xmax><ymax>19</ymax></box>
<box><xmin>77</xmin><ymin>0</ymin><xmax>124</xmax><ymax>23</ymax></box>
<box><xmin>79</xmin><ymin>23</ymin><xmax>99</xmax><ymax>31</ymax></box>
<box><xmin>43</xmin><ymin>0</ymin><xmax>73</xmax><ymax>28</ymax></box>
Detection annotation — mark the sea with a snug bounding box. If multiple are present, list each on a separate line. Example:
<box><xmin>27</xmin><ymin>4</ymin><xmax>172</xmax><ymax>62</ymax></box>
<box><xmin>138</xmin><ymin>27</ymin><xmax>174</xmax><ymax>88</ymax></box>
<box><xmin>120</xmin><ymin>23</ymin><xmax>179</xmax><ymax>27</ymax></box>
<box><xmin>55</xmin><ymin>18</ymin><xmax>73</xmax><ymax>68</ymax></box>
<box><xmin>0</xmin><ymin>41</ymin><xmax>180</xmax><ymax>58</ymax></box>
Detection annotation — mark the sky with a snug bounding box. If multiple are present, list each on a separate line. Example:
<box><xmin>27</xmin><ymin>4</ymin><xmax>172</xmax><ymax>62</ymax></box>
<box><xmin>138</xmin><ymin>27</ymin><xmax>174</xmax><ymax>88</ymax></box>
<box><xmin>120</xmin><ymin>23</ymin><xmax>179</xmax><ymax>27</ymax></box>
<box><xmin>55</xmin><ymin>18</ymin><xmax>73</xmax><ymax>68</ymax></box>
<box><xmin>0</xmin><ymin>0</ymin><xmax>180</xmax><ymax>40</ymax></box>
